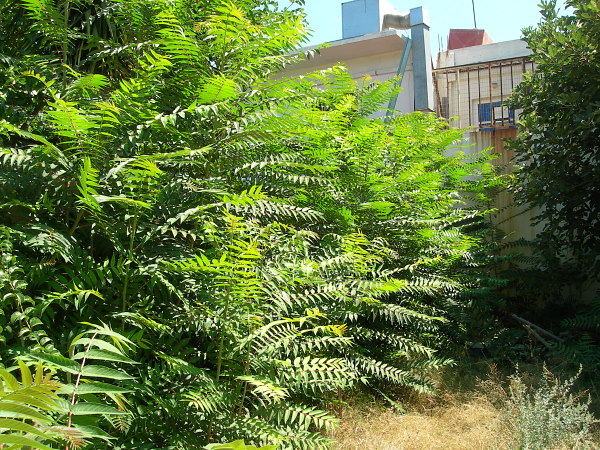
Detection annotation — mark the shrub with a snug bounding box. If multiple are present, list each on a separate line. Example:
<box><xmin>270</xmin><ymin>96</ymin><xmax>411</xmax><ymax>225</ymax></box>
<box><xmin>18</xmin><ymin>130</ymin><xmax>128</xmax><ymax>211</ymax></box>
<box><xmin>505</xmin><ymin>366</ymin><xmax>596</xmax><ymax>449</ymax></box>
<box><xmin>0</xmin><ymin>0</ymin><xmax>501</xmax><ymax>446</ymax></box>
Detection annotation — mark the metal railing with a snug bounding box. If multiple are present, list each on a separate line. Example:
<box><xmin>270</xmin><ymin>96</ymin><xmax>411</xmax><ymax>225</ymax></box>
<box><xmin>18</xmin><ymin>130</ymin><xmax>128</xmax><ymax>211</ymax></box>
<box><xmin>433</xmin><ymin>57</ymin><xmax>535</xmax><ymax>129</ymax></box>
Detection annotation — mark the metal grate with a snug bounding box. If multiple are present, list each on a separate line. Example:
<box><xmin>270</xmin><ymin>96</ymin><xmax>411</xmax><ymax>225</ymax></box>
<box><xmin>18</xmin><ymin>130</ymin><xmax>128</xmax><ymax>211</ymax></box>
<box><xmin>433</xmin><ymin>57</ymin><xmax>535</xmax><ymax>129</ymax></box>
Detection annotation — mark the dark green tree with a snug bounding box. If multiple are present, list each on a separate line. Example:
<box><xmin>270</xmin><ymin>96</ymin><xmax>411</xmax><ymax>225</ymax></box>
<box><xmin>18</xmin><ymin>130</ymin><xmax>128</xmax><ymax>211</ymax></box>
<box><xmin>508</xmin><ymin>0</ymin><xmax>600</xmax><ymax>280</ymax></box>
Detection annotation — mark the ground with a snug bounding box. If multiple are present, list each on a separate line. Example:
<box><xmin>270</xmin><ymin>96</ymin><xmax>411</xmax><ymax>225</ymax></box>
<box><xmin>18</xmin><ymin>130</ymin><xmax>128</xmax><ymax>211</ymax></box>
<box><xmin>330</xmin><ymin>361</ymin><xmax>600</xmax><ymax>450</ymax></box>
<box><xmin>331</xmin><ymin>394</ymin><xmax>510</xmax><ymax>449</ymax></box>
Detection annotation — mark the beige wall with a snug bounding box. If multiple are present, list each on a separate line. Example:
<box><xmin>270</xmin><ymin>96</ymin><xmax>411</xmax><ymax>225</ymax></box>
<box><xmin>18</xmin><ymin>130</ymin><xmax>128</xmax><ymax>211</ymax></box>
<box><xmin>469</xmin><ymin>129</ymin><xmax>544</xmax><ymax>243</ymax></box>
<box><xmin>277</xmin><ymin>31</ymin><xmax>416</xmax><ymax>114</ymax></box>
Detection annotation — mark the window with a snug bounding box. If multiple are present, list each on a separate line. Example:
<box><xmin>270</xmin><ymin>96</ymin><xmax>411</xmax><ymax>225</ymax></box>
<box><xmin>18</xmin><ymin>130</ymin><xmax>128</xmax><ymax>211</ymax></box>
<box><xmin>478</xmin><ymin>101</ymin><xmax>515</xmax><ymax>129</ymax></box>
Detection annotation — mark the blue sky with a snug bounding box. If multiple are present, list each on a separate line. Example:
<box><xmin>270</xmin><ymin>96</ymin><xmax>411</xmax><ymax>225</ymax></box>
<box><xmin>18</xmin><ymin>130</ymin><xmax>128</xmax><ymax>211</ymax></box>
<box><xmin>277</xmin><ymin>0</ymin><xmax>569</xmax><ymax>52</ymax></box>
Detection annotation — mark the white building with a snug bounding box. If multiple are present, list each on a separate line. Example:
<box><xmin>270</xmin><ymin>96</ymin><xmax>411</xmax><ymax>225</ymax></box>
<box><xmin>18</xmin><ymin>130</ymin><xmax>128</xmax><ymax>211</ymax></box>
<box><xmin>434</xmin><ymin>30</ymin><xmax>534</xmax><ymax>130</ymax></box>
<box><xmin>433</xmin><ymin>29</ymin><xmax>538</xmax><ymax>241</ymax></box>
<box><xmin>281</xmin><ymin>0</ymin><xmax>434</xmax><ymax>114</ymax></box>
<box><xmin>280</xmin><ymin>0</ymin><xmax>539</xmax><ymax>240</ymax></box>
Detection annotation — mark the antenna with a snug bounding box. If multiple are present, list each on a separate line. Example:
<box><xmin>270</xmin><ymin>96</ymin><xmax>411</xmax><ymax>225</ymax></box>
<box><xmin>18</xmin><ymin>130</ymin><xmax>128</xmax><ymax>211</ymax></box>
<box><xmin>471</xmin><ymin>0</ymin><xmax>478</xmax><ymax>29</ymax></box>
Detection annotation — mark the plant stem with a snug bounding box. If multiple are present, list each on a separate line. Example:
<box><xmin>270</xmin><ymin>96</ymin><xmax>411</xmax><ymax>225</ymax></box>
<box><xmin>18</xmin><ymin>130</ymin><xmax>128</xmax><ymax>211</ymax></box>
<box><xmin>65</xmin><ymin>332</ymin><xmax>98</xmax><ymax>450</ymax></box>
<box><xmin>215</xmin><ymin>293</ymin><xmax>230</xmax><ymax>381</ymax></box>
<box><xmin>122</xmin><ymin>209</ymin><xmax>139</xmax><ymax>322</ymax></box>
<box><xmin>62</xmin><ymin>1</ymin><xmax>70</xmax><ymax>90</ymax></box>
<box><xmin>237</xmin><ymin>310</ymin><xmax>252</xmax><ymax>415</ymax></box>
<box><xmin>68</xmin><ymin>209</ymin><xmax>84</xmax><ymax>236</ymax></box>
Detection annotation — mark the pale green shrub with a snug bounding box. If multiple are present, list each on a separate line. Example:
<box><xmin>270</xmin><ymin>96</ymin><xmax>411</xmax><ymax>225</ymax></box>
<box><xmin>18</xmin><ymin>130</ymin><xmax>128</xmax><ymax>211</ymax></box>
<box><xmin>505</xmin><ymin>366</ymin><xmax>596</xmax><ymax>449</ymax></box>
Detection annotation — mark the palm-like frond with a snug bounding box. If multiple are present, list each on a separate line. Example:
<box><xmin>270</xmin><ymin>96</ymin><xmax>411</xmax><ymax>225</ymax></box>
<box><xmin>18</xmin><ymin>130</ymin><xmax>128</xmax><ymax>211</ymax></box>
<box><xmin>0</xmin><ymin>0</ymin><xmax>502</xmax><ymax>447</ymax></box>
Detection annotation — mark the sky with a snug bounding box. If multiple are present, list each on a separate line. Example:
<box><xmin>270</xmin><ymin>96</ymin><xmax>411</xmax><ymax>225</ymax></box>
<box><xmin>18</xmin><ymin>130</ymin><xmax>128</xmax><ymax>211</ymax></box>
<box><xmin>277</xmin><ymin>0</ymin><xmax>569</xmax><ymax>52</ymax></box>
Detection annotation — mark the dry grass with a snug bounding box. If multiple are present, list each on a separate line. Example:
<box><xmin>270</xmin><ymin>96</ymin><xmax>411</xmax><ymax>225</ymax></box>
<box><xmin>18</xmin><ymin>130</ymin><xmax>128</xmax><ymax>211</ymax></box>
<box><xmin>330</xmin><ymin>364</ymin><xmax>515</xmax><ymax>450</ymax></box>
<box><xmin>330</xmin><ymin>396</ymin><xmax>513</xmax><ymax>450</ymax></box>
<box><xmin>330</xmin><ymin>362</ymin><xmax>600</xmax><ymax>450</ymax></box>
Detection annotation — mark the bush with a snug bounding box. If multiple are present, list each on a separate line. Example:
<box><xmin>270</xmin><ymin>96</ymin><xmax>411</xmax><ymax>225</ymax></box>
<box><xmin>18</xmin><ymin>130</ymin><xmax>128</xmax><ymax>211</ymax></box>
<box><xmin>0</xmin><ymin>0</ymin><xmax>501</xmax><ymax>446</ymax></box>
<box><xmin>505</xmin><ymin>366</ymin><xmax>596</xmax><ymax>449</ymax></box>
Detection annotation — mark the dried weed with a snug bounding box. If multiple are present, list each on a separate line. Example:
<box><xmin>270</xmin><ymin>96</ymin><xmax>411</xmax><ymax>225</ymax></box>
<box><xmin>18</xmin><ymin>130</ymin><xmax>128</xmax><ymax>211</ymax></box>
<box><xmin>331</xmin><ymin>397</ymin><xmax>512</xmax><ymax>450</ymax></box>
<box><xmin>331</xmin><ymin>363</ymin><xmax>599</xmax><ymax>450</ymax></box>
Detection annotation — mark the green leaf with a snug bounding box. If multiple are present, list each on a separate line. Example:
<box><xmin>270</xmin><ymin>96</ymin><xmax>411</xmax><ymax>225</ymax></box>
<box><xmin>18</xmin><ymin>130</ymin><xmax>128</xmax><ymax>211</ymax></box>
<box><xmin>1</xmin><ymin>392</ymin><xmax>57</xmax><ymax>411</ymax></box>
<box><xmin>0</xmin><ymin>434</ymin><xmax>53</xmax><ymax>449</ymax></box>
<box><xmin>206</xmin><ymin>440</ymin><xmax>277</xmax><ymax>450</ymax></box>
<box><xmin>0</xmin><ymin>418</ymin><xmax>57</xmax><ymax>439</ymax></box>
<box><xmin>197</xmin><ymin>76</ymin><xmax>239</xmax><ymax>104</ymax></box>
<box><xmin>93</xmin><ymin>195</ymin><xmax>150</xmax><ymax>209</ymax></box>
<box><xmin>0</xmin><ymin>369</ymin><xmax>19</xmax><ymax>391</ymax></box>
<box><xmin>60</xmin><ymin>381</ymin><xmax>132</xmax><ymax>395</ymax></box>
<box><xmin>70</xmin><ymin>74</ymin><xmax>108</xmax><ymax>93</ymax></box>
<box><xmin>81</xmin><ymin>365</ymin><xmax>134</xmax><ymax>380</ymax></box>
<box><xmin>30</xmin><ymin>353</ymin><xmax>81</xmax><ymax>374</ymax></box>
<box><xmin>72</xmin><ymin>349</ymin><xmax>138</xmax><ymax>365</ymax></box>
<box><xmin>77</xmin><ymin>323</ymin><xmax>135</xmax><ymax>347</ymax></box>
<box><xmin>17</xmin><ymin>360</ymin><xmax>32</xmax><ymax>387</ymax></box>
<box><xmin>73</xmin><ymin>423</ymin><xmax>115</xmax><ymax>441</ymax></box>
<box><xmin>70</xmin><ymin>402</ymin><xmax>127</xmax><ymax>416</ymax></box>
<box><xmin>0</xmin><ymin>402</ymin><xmax>50</xmax><ymax>422</ymax></box>
<box><xmin>72</xmin><ymin>338</ymin><xmax>127</xmax><ymax>356</ymax></box>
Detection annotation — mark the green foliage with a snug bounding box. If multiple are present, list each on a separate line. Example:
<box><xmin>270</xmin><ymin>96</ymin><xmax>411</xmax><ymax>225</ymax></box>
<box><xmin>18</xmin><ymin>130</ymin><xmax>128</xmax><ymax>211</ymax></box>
<box><xmin>206</xmin><ymin>440</ymin><xmax>277</xmax><ymax>450</ymax></box>
<box><xmin>0</xmin><ymin>332</ymin><xmax>135</xmax><ymax>450</ymax></box>
<box><xmin>0</xmin><ymin>0</ymin><xmax>499</xmax><ymax>447</ymax></box>
<box><xmin>0</xmin><ymin>362</ymin><xmax>64</xmax><ymax>449</ymax></box>
<box><xmin>507</xmin><ymin>0</ymin><xmax>600</xmax><ymax>279</ymax></box>
<box><xmin>30</xmin><ymin>323</ymin><xmax>137</xmax><ymax>448</ymax></box>
<box><xmin>550</xmin><ymin>295</ymin><xmax>600</xmax><ymax>371</ymax></box>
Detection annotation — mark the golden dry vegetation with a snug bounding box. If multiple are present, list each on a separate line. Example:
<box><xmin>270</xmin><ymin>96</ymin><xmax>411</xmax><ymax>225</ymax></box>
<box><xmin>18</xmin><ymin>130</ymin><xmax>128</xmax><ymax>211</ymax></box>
<box><xmin>331</xmin><ymin>395</ymin><xmax>513</xmax><ymax>450</ymax></box>
<box><xmin>330</xmin><ymin>364</ymin><xmax>600</xmax><ymax>450</ymax></box>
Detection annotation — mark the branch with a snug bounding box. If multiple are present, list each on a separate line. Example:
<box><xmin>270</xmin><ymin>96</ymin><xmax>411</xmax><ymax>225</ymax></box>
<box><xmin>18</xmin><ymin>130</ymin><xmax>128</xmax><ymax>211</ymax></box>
<box><xmin>511</xmin><ymin>313</ymin><xmax>564</xmax><ymax>342</ymax></box>
<box><xmin>523</xmin><ymin>324</ymin><xmax>552</xmax><ymax>350</ymax></box>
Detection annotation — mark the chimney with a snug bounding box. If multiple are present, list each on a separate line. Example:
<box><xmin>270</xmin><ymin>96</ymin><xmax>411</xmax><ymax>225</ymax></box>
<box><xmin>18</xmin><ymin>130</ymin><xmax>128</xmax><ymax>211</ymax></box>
<box><xmin>447</xmin><ymin>29</ymin><xmax>493</xmax><ymax>50</ymax></box>
<box><xmin>342</xmin><ymin>0</ymin><xmax>400</xmax><ymax>39</ymax></box>
<box><xmin>340</xmin><ymin>1</ymin><xmax>434</xmax><ymax>112</ymax></box>
<box><xmin>410</xmin><ymin>7</ymin><xmax>434</xmax><ymax>112</ymax></box>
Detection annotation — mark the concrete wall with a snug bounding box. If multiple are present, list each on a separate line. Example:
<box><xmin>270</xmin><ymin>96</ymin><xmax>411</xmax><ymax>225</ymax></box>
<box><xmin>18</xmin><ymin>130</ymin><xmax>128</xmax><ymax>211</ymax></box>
<box><xmin>469</xmin><ymin>129</ymin><xmax>544</xmax><ymax>242</ymax></box>
<box><xmin>472</xmin><ymin>129</ymin><xmax>599</xmax><ymax>302</ymax></box>
<box><xmin>437</xmin><ymin>39</ymin><xmax>532</xmax><ymax>67</ymax></box>
<box><xmin>279</xmin><ymin>30</ymin><xmax>415</xmax><ymax>114</ymax></box>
